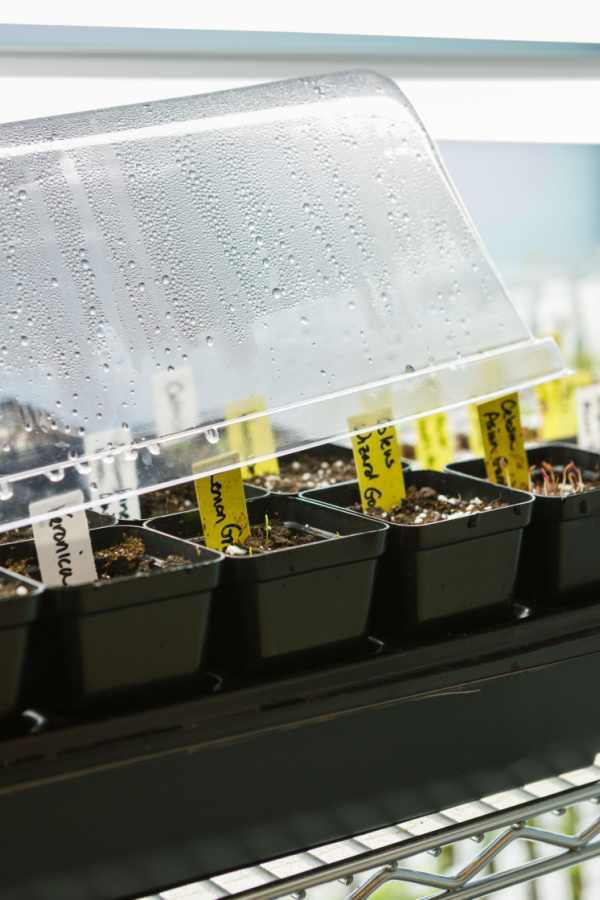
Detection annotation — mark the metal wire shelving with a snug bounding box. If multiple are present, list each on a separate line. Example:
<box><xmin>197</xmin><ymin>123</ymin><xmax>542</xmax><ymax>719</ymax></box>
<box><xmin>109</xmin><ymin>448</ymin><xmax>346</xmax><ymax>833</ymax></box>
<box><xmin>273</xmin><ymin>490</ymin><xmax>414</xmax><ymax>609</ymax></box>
<box><xmin>143</xmin><ymin>760</ymin><xmax>600</xmax><ymax>900</ymax></box>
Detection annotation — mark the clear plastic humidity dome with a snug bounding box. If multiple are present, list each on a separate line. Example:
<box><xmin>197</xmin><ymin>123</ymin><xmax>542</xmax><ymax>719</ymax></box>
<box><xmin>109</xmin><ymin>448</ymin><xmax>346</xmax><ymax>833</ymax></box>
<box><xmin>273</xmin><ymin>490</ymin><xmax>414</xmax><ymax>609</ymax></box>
<box><xmin>0</xmin><ymin>70</ymin><xmax>566</xmax><ymax>527</ymax></box>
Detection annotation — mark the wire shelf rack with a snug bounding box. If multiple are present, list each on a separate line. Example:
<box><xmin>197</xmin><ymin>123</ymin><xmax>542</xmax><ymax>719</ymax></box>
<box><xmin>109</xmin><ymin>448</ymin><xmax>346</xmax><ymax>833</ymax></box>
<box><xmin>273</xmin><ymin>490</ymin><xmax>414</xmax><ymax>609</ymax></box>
<box><xmin>140</xmin><ymin>759</ymin><xmax>600</xmax><ymax>900</ymax></box>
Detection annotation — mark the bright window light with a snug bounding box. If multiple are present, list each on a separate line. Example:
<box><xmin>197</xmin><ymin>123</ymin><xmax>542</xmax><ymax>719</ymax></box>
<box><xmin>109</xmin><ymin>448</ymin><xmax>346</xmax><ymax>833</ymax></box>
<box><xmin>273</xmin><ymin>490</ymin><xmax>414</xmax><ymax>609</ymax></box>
<box><xmin>2</xmin><ymin>0</ymin><xmax>600</xmax><ymax>42</ymax></box>
<box><xmin>1</xmin><ymin>77</ymin><xmax>599</xmax><ymax>144</ymax></box>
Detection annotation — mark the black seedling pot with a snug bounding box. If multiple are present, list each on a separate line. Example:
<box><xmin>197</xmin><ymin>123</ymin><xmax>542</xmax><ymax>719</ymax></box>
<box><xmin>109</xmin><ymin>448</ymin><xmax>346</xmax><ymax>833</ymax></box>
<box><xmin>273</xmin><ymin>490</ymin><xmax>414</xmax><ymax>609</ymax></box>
<box><xmin>447</xmin><ymin>444</ymin><xmax>600</xmax><ymax>606</ymax></box>
<box><xmin>0</xmin><ymin>567</ymin><xmax>41</xmax><ymax>722</ymax></box>
<box><xmin>303</xmin><ymin>470</ymin><xmax>533</xmax><ymax>639</ymax></box>
<box><xmin>0</xmin><ymin>526</ymin><xmax>223</xmax><ymax>713</ymax></box>
<box><xmin>146</xmin><ymin>495</ymin><xmax>388</xmax><ymax>674</ymax></box>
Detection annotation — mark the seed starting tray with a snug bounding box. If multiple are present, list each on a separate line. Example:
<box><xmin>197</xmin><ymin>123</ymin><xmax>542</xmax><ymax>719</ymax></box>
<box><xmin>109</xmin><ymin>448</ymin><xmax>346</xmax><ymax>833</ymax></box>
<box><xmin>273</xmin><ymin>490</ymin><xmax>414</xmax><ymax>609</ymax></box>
<box><xmin>2</xmin><ymin>597</ymin><xmax>600</xmax><ymax>900</ymax></box>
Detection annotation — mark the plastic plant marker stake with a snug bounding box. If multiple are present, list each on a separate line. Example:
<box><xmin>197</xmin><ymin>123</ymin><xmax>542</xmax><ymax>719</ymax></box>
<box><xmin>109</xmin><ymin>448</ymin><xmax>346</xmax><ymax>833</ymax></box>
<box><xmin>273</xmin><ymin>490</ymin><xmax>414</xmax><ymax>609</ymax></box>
<box><xmin>536</xmin><ymin>371</ymin><xmax>593</xmax><ymax>441</ymax></box>
<box><xmin>152</xmin><ymin>366</ymin><xmax>199</xmax><ymax>437</ymax></box>
<box><xmin>225</xmin><ymin>397</ymin><xmax>280</xmax><ymax>478</ymax></box>
<box><xmin>193</xmin><ymin>451</ymin><xmax>251</xmax><ymax>553</ymax></box>
<box><xmin>477</xmin><ymin>393</ymin><xmax>529</xmax><ymax>490</ymax></box>
<box><xmin>575</xmin><ymin>383</ymin><xmax>600</xmax><ymax>451</ymax></box>
<box><xmin>468</xmin><ymin>404</ymin><xmax>485</xmax><ymax>457</ymax></box>
<box><xmin>348</xmin><ymin>411</ymin><xmax>406</xmax><ymax>512</ymax></box>
<box><xmin>83</xmin><ymin>428</ymin><xmax>141</xmax><ymax>522</ymax></box>
<box><xmin>414</xmin><ymin>412</ymin><xmax>454</xmax><ymax>470</ymax></box>
<box><xmin>29</xmin><ymin>489</ymin><xmax>97</xmax><ymax>588</ymax></box>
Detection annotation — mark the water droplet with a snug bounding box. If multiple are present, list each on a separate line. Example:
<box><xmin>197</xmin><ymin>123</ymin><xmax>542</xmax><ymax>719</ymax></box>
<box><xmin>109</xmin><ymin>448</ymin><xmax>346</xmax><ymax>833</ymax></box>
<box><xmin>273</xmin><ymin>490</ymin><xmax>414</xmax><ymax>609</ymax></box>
<box><xmin>206</xmin><ymin>336</ymin><xmax>214</xmax><ymax>347</ymax></box>
<box><xmin>162</xmin><ymin>274</ymin><xmax>170</xmax><ymax>284</ymax></box>
<box><xmin>263</xmin><ymin>258</ymin><xmax>270</xmax><ymax>268</ymax></box>
<box><xmin>147</xmin><ymin>442</ymin><xmax>161</xmax><ymax>456</ymax></box>
<box><xmin>303</xmin><ymin>203</ymin><xmax>311</xmax><ymax>212</ymax></box>
<box><xmin>123</xmin><ymin>447</ymin><xmax>138</xmax><ymax>462</ymax></box>
<box><xmin>2</xmin><ymin>443</ymin><xmax>10</xmax><ymax>453</ymax></box>
<box><xmin>75</xmin><ymin>459</ymin><xmax>91</xmax><ymax>475</ymax></box>
<box><xmin>102</xmin><ymin>363</ymin><xmax>109</xmax><ymax>373</ymax></box>
<box><xmin>320</xmin><ymin>369</ymin><xmax>326</xmax><ymax>376</ymax></box>
<box><xmin>51</xmin><ymin>277</ymin><xmax>58</xmax><ymax>287</ymax></box>
<box><xmin>0</xmin><ymin>480</ymin><xmax>14</xmax><ymax>501</ymax></box>
<box><xmin>89</xmin><ymin>306</ymin><xmax>96</xmax><ymax>317</ymax></box>
<box><xmin>205</xmin><ymin>427</ymin><xmax>219</xmax><ymax>444</ymax></box>
<box><xmin>405</xmin><ymin>364</ymin><xmax>415</xmax><ymax>373</ymax></box>
<box><xmin>46</xmin><ymin>469</ymin><xmax>65</xmax><ymax>483</ymax></box>
<box><xmin>138</xmin><ymin>282</ymin><xmax>145</xmax><ymax>292</ymax></box>
<box><xmin>272</xmin><ymin>287</ymin><xmax>282</xmax><ymax>299</ymax></box>
<box><xmin>300</xmin><ymin>316</ymin><xmax>308</xmax><ymax>325</ymax></box>
<box><xmin>18</xmin><ymin>189</ymin><xmax>26</xmax><ymax>200</ymax></box>
<box><xmin>348</xmin><ymin>300</ymin><xmax>356</xmax><ymax>310</ymax></box>
<box><xmin>89</xmin><ymin>482</ymin><xmax>98</xmax><ymax>492</ymax></box>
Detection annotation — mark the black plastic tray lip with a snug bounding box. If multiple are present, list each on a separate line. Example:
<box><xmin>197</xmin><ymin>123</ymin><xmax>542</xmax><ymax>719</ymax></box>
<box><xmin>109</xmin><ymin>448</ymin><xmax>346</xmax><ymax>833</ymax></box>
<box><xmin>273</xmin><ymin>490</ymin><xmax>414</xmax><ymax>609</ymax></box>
<box><xmin>302</xmin><ymin>470</ymin><xmax>533</xmax><ymax>550</ymax></box>
<box><xmin>0</xmin><ymin>566</ymin><xmax>41</xmax><ymax>628</ymax></box>
<box><xmin>2</xmin><ymin>593</ymin><xmax>600</xmax><ymax>780</ymax></box>
<box><xmin>146</xmin><ymin>494</ymin><xmax>389</xmax><ymax>583</ymax></box>
<box><xmin>447</xmin><ymin>444</ymin><xmax>600</xmax><ymax>520</ymax></box>
<box><xmin>0</xmin><ymin>507</ymin><xmax>115</xmax><ymax>544</ymax></box>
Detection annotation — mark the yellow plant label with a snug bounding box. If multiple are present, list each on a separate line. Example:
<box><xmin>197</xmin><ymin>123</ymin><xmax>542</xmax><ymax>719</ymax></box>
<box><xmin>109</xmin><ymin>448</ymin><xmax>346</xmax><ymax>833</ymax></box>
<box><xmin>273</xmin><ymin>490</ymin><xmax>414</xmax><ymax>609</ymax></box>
<box><xmin>193</xmin><ymin>452</ymin><xmax>251</xmax><ymax>554</ymax></box>
<box><xmin>225</xmin><ymin>397</ymin><xmax>280</xmax><ymax>479</ymax></box>
<box><xmin>477</xmin><ymin>393</ymin><xmax>528</xmax><ymax>490</ymax></box>
<box><xmin>535</xmin><ymin>371</ymin><xmax>593</xmax><ymax>442</ymax></box>
<box><xmin>467</xmin><ymin>404</ymin><xmax>485</xmax><ymax>457</ymax></box>
<box><xmin>414</xmin><ymin>412</ymin><xmax>453</xmax><ymax>470</ymax></box>
<box><xmin>348</xmin><ymin>411</ymin><xmax>406</xmax><ymax>512</ymax></box>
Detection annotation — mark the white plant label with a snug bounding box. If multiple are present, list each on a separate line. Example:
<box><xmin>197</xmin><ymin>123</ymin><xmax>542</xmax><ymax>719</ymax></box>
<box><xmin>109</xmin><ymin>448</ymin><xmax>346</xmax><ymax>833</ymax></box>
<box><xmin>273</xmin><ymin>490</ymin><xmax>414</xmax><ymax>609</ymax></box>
<box><xmin>152</xmin><ymin>366</ymin><xmax>198</xmax><ymax>437</ymax></box>
<box><xmin>29</xmin><ymin>490</ymin><xmax>97</xmax><ymax>589</ymax></box>
<box><xmin>575</xmin><ymin>383</ymin><xmax>600</xmax><ymax>451</ymax></box>
<box><xmin>83</xmin><ymin>429</ymin><xmax>141</xmax><ymax>521</ymax></box>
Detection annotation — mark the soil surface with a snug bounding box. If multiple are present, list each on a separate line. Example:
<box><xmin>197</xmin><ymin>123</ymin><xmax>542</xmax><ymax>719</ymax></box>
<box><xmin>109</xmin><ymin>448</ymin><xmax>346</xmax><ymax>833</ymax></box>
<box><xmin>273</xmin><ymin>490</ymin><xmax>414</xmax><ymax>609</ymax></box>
<box><xmin>0</xmin><ymin>573</ymin><xmax>28</xmax><ymax>599</ymax></box>
<box><xmin>529</xmin><ymin>462</ymin><xmax>600</xmax><ymax>497</ymax></box>
<box><xmin>94</xmin><ymin>534</ymin><xmax>189</xmax><ymax>580</ymax></box>
<box><xmin>139</xmin><ymin>451</ymin><xmax>356</xmax><ymax>516</ymax></box>
<box><xmin>0</xmin><ymin>526</ymin><xmax>33</xmax><ymax>544</ymax></box>
<box><xmin>354</xmin><ymin>484</ymin><xmax>508</xmax><ymax>525</ymax></box>
<box><xmin>247</xmin><ymin>452</ymin><xmax>356</xmax><ymax>493</ymax></box>
<box><xmin>217</xmin><ymin>514</ymin><xmax>327</xmax><ymax>557</ymax></box>
<box><xmin>140</xmin><ymin>484</ymin><xmax>199</xmax><ymax>518</ymax></box>
<box><xmin>3</xmin><ymin>534</ymin><xmax>188</xmax><ymax>584</ymax></box>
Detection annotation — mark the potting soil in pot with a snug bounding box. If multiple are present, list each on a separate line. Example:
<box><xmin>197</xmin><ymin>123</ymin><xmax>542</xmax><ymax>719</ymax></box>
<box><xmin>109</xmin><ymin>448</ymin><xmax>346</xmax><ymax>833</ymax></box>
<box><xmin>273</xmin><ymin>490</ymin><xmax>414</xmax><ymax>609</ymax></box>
<box><xmin>353</xmin><ymin>484</ymin><xmax>508</xmax><ymax>525</ymax></box>
<box><xmin>247</xmin><ymin>452</ymin><xmax>356</xmax><ymax>493</ymax></box>
<box><xmin>224</xmin><ymin>516</ymin><xmax>326</xmax><ymax>555</ymax></box>
<box><xmin>3</xmin><ymin>534</ymin><xmax>189</xmax><ymax>584</ymax></box>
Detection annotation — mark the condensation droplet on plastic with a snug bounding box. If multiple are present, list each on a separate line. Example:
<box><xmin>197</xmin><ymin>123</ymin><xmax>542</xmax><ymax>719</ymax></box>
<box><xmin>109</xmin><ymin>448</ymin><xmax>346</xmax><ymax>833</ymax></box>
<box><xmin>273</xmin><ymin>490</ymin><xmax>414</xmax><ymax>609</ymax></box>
<box><xmin>263</xmin><ymin>258</ymin><xmax>270</xmax><ymax>268</ymax></box>
<box><xmin>89</xmin><ymin>306</ymin><xmax>96</xmax><ymax>317</ymax></box>
<box><xmin>0</xmin><ymin>481</ymin><xmax>14</xmax><ymax>501</ymax></box>
<box><xmin>123</xmin><ymin>447</ymin><xmax>138</xmax><ymax>462</ymax></box>
<box><xmin>18</xmin><ymin>189</ymin><xmax>26</xmax><ymax>200</ymax></box>
<box><xmin>75</xmin><ymin>460</ymin><xmax>91</xmax><ymax>475</ymax></box>
<box><xmin>51</xmin><ymin>277</ymin><xmax>58</xmax><ymax>287</ymax></box>
<box><xmin>348</xmin><ymin>300</ymin><xmax>356</xmax><ymax>310</ymax></box>
<box><xmin>272</xmin><ymin>288</ymin><xmax>282</xmax><ymax>299</ymax></box>
<box><xmin>205</xmin><ymin>428</ymin><xmax>219</xmax><ymax>444</ymax></box>
<box><xmin>89</xmin><ymin>482</ymin><xmax>98</xmax><ymax>492</ymax></box>
<box><xmin>46</xmin><ymin>469</ymin><xmax>65</xmax><ymax>483</ymax></box>
<box><xmin>138</xmin><ymin>282</ymin><xmax>145</xmax><ymax>292</ymax></box>
<box><xmin>147</xmin><ymin>442</ymin><xmax>161</xmax><ymax>456</ymax></box>
<box><xmin>162</xmin><ymin>274</ymin><xmax>170</xmax><ymax>284</ymax></box>
<box><xmin>206</xmin><ymin>336</ymin><xmax>214</xmax><ymax>347</ymax></box>
<box><xmin>300</xmin><ymin>316</ymin><xmax>308</xmax><ymax>325</ymax></box>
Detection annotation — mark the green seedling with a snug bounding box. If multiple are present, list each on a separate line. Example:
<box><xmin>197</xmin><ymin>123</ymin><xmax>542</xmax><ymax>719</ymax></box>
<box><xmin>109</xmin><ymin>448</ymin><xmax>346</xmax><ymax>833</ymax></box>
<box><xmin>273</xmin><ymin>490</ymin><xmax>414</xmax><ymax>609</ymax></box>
<box><xmin>264</xmin><ymin>512</ymin><xmax>270</xmax><ymax>547</ymax></box>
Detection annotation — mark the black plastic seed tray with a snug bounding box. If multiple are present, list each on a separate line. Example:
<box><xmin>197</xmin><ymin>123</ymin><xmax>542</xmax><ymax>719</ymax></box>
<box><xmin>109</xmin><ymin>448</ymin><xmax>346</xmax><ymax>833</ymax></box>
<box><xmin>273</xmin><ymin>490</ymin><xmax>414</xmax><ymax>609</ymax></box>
<box><xmin>1</xmin><ymin>597</ymin><xmax>600</xmax><ymax>899</ymax></box>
